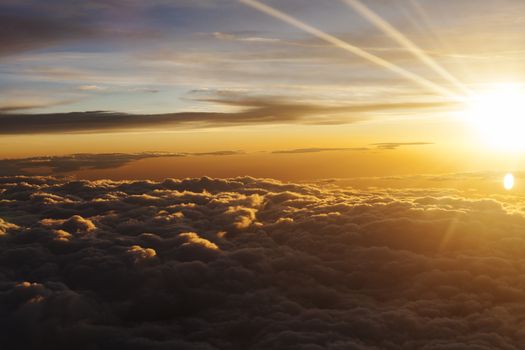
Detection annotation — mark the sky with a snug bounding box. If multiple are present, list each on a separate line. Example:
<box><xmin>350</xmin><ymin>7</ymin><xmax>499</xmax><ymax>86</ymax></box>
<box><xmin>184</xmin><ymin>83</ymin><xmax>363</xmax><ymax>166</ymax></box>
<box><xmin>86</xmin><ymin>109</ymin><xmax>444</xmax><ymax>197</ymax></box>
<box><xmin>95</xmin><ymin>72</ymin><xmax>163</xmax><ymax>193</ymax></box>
<box><xmin>2</xmin><ymin>0</ymin><xmax>525</xmax><ymax>181</ymax></box>
<box><xmin>5</xmin><ymin>2</ymin><xmax>525</xmax><ymax>348</ymax></box>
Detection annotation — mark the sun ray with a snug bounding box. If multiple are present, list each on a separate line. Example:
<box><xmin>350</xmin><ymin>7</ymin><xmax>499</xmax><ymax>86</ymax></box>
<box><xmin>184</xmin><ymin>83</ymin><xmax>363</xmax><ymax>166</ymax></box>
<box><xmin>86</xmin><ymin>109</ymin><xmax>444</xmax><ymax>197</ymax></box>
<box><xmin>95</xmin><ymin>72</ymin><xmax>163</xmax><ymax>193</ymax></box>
<box><xmin>341</xmin><ymin>0</ymin><xmax>471</xmax><ymax>96</ymax></box>
<box><xmin>439</xmin><ymin>216</ymin><xmax>460</xmax><ymax>252</ymax></box>
<box><xmin>239</xmin><ymin>0</ymin><xmax>461</xmax><ymax>100</ymax></box>
<box><xmin>407</xmin><ymin>0</ymin><xmax>477</xmax><ymax>86</ymax></box>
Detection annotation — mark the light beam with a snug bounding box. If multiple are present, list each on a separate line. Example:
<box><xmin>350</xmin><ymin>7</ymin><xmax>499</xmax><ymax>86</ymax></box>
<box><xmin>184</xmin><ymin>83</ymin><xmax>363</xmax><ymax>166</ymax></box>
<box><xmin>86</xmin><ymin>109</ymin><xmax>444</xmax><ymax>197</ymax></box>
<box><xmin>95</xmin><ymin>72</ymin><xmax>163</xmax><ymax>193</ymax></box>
<box><xmin>239</xmin><ymin>0</ymin><xmax>460</xmax><ymax>100</ymax></box>
<box><xmin>341</xmin><ymin>0</ymin><xmax>470</xmax><ymax>96</ymax></box>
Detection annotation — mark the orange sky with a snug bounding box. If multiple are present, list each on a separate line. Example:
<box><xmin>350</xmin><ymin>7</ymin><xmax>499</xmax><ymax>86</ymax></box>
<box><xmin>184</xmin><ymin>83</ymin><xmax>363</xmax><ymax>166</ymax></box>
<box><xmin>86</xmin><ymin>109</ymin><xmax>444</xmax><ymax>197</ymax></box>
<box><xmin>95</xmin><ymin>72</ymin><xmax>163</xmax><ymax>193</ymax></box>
<box><xmin>3</xmin><ymin>0</ymin><xmax>525</xmax><ymax>182</ymax></box>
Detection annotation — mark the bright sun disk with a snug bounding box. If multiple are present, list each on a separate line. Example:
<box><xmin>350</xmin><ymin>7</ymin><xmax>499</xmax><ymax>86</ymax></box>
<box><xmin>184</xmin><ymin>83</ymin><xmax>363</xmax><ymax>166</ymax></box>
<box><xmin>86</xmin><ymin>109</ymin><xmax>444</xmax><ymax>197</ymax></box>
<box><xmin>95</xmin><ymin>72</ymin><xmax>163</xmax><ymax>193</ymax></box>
<box><xmin>464</xmin><ymin>83</ymin><xmax>525</xmax><ymax>151</ymax></box>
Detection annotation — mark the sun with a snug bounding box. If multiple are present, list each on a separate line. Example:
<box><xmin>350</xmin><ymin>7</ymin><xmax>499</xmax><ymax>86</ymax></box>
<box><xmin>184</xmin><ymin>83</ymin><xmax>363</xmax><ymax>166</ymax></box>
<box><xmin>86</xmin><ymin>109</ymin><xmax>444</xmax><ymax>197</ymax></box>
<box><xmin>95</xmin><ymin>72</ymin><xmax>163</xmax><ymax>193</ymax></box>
<box><xmin>463</xmin><ymin>83</ymin><xmax>525</xmax><ymax>151</ymax></box>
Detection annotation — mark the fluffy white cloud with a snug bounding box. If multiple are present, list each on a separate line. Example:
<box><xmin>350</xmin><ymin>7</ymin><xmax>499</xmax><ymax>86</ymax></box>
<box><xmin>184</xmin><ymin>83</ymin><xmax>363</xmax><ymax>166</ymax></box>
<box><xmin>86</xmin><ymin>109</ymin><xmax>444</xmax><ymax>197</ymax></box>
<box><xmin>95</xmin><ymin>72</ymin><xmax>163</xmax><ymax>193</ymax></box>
<box><xmin>1</xmin><ymin>176</ymin><xmax>525</xmax><ymax>349</ymax></box>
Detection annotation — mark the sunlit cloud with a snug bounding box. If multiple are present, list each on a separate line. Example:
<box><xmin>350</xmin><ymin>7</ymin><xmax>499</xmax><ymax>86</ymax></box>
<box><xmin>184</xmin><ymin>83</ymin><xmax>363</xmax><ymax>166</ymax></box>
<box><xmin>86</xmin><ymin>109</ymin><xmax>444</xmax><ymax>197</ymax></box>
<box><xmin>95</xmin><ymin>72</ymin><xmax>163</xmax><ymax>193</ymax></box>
<box><xmin>1</xmin><ymin>176</ymin><xmax>525</xmax><ymax>348</ymax></box>
<box><xmin>77</xmin><ymin>85</ymin><xmax>107</xmax><ymax>91</ymax></box>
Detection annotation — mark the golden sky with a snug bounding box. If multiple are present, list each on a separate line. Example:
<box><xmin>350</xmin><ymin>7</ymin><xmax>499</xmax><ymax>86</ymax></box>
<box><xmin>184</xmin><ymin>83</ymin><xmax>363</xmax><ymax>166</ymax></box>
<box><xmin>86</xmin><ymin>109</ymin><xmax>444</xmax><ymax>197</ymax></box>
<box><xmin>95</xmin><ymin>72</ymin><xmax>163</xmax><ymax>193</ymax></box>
<box><xmin>2</xmin><ymin>0</ymin><xmax>525</xmax><ymax>181</ymax></box>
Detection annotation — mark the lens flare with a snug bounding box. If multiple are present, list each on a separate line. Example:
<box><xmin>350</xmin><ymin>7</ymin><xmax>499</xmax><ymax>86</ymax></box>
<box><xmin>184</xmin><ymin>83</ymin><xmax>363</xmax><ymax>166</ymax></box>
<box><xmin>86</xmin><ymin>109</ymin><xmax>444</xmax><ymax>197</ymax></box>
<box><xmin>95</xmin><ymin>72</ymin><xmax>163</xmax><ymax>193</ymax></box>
<box><xmin>503</xmin><ymin>173</ymin><xmax>514</xmax><ymax>190</ymax></box>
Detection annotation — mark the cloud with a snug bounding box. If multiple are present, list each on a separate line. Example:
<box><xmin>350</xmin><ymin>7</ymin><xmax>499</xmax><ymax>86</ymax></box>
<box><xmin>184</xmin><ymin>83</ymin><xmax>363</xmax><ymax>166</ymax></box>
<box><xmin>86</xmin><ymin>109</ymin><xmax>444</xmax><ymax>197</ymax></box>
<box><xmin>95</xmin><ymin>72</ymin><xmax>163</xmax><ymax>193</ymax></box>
<box><xmin>0</xmin><ymin>15</ymin><xmax>97</xmax><ymax>57</ymax></box>
<box><xmin>0</xmin><ymin>219</ymin><xmax>19</xmax><ymax>235</ymax></box>
<box><xmin>128</xmin><ymin>87</ymin><xmax>160</xmax><ymax>93</ymax></box>
<box><xmin>212</xmin><ymin>31</ymin><xmax>283</xmax><ymax>43</ymax></box>
<box><xmin>372</xmin><ymin>142</ymin><xmax>434</xmax><ymax>150</ymax></box>
<box><xmin>77</xmin><ymin>85</ymin><xmax>107</xmax><ymax>91</ymax></box>
<box><xmin>272</xmin><ymin>143</ymin><xmax>433</xmax><ymax>154</ymax></box>
<box><xmin>1</xmin><ymin>176</ymin><xmax>525</xmax><ymax>348</ymax></box>
<box><xmin>0</xmin><ymin>99</ymin><xmax>79</xmax><ymax>113</ymax></box>
<box><xmin>0</xmin><ymin>4</ymin><xmax>159</xmax><ymax>58</ymax></box>
<box><xmin>0</xmin><ymin>152</ymin><xmax>183</xmax><ymax>175</ymax></box>
<box><xmin>0</xmin><ymin>151</ymin><xmax>244</xmax><ymax>176</ymax></box>
<box><xmin>273</xmin><ymin>147</ymin><xmax>369</xmax><ymax>154</ymax></box>
<box><xmin>0</xmin><ymin>144</ymin><xmax>437</xmax><ymax>177</ymax></box>
<box><xmin>0</xmin><ymin>95</ymin><xmax>452</xmax><ymax>135</ymax></box>
<box><xmin>192</xmin><ymin>150</ymin><xmax>245</xmax><ymax>157</ymax></box>
<box><xmin>77</xmin><ymin>86</ymin><xmax>159</xmax><ymax>93</ymax></box>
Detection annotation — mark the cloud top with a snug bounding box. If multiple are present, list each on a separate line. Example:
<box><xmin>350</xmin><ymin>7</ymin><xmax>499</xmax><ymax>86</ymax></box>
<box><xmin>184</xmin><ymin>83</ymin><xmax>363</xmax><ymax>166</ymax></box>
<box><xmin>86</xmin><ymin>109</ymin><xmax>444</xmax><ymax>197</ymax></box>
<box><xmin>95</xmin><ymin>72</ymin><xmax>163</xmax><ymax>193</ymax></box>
<box><xmin>1</xmin><ymin>176</ymin><xmax>525</xmax><ymax>348</ymax></box>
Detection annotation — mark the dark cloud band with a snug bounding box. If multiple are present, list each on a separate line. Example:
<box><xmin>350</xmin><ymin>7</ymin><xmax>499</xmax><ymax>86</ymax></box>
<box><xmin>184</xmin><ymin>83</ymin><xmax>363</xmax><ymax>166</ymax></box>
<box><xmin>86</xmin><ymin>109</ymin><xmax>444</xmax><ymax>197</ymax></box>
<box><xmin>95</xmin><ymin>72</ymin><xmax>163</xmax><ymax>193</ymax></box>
<box><xmin>0</xmin><ymin>151</ymin><xmax>244</xmax><ymax>175</ymax></box>
<box><xmin>0</xmin><ymin>99</ymin><xmax>450</xmax><ymax>135</ymax></box>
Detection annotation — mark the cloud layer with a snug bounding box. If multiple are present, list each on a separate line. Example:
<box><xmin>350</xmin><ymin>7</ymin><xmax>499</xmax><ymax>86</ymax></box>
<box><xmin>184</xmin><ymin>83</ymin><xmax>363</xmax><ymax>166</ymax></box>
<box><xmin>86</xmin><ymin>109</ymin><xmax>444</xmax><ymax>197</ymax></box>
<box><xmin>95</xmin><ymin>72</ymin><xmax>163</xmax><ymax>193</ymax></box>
<box><xmin>272</xmin><ymin>143</ymin><xmax>433</xmax><ymax>154</ymax></box>
<box><xmin>1</xmin><ymin>176</ymin><xmax>525</xmax><ymax>349</ymax></box>
<box><xmin>372</xmin><ymin>142</ymin><xmax>434</xmax><ymax>150</ymax></box>
<box><xmin>0</xmin><ymin>98</ymin><xmax>450</xmax><ymax>134</ymax></box>
<box><xmin>0</xmin><ymin>151</ymin><xmax>244</xmax><ymax>176</ymax></box>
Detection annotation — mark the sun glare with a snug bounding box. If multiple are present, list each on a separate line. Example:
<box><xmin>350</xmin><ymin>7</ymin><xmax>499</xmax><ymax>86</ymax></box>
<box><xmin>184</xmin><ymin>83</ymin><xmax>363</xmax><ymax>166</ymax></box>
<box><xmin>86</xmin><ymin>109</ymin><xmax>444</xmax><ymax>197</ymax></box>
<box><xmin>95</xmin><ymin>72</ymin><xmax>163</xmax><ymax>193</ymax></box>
<box><xmin>464</xmin><ymin>83</ymin><xmax>525</xmax><ymax>151</ymax></box>
<box><xmin>504</xmin><ymin>173</ymin><xmax>515</xmax><ymax>190</ymax></box>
